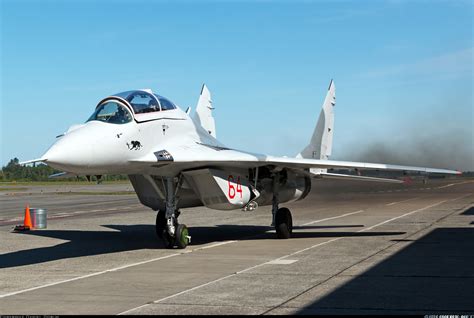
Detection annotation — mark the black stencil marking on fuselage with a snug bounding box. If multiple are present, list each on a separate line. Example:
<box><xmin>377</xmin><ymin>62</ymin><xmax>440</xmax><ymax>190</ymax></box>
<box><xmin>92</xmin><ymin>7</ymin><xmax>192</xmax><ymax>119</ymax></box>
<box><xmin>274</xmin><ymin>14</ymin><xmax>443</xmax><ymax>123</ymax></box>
<box><xmin>127</xmin><ymin>141</ymin><xmax>142</xmax><ymax>150</ymax></box>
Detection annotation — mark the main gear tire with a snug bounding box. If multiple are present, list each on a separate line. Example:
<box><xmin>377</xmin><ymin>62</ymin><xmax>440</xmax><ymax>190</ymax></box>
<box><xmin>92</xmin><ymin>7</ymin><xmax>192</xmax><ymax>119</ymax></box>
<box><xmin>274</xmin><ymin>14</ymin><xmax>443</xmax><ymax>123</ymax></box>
<box><xmin>275</xmin><ymin>207</ymin><xmax>293</xmax><ymax>239</ymax></box>
<box><xmin>155</xmin><ymin>210</ymin><xmax>166</xmax><ymax>239</ymax></box>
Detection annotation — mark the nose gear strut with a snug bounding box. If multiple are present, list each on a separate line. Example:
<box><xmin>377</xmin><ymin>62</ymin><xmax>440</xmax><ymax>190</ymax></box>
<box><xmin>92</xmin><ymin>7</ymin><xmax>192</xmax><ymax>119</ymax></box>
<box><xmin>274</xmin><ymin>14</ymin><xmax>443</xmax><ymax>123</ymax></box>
<box><xmin>155</xmin><ymin>176</ymin><xmax>190</xmax><ymax>249</ymax></box>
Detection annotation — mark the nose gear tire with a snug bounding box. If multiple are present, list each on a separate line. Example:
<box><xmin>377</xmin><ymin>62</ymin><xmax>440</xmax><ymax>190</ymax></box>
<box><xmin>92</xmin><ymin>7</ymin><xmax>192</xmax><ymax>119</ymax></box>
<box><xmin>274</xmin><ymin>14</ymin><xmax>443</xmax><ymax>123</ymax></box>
<box><xmin>176</xmin><ymin>224</ymin><xmax>189</xmax><ymax>249</ymax></box>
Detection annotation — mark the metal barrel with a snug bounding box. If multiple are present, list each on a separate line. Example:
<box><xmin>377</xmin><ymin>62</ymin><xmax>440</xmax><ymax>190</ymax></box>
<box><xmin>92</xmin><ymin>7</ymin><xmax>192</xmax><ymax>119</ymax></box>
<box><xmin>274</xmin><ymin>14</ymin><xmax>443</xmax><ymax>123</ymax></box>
<box><xmin>30</xmin><ymin>208</ymin><xmax>47</xmax><ymax>229</ymax></box>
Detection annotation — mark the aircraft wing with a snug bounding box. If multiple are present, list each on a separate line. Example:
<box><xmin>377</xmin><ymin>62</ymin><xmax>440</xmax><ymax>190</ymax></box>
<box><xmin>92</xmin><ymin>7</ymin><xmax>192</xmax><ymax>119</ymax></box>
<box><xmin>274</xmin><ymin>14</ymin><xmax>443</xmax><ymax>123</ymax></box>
<box><xmin>263</xmin><ymin>157</ymin><xmax>459</xmax><ymax>174</ymax></box>
<box><xmin>313</xmin><ymin>172</ymin><xmax>405</xmax><ymax>183</ymax></box>
<box><xmin>130</xmin><ymin>143</ymin><xmax>461</xmax><ymax>176</ymax></box>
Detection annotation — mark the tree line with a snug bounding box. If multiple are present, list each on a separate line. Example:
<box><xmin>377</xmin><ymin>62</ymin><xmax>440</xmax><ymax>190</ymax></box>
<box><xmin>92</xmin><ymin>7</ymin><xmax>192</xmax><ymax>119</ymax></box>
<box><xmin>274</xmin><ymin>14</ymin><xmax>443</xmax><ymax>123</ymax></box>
<box><xmin>1</xmin><ymin>158</ymin><xmax>128</xmax><ymax>182</ymax></box>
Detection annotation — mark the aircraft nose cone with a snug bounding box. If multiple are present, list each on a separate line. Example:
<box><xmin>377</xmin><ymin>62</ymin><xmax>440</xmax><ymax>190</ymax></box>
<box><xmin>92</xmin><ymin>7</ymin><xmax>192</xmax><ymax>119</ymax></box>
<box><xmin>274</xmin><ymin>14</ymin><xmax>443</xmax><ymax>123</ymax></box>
<box><xmin>41</xmin><ymin>132</ymin><xmax>93</xmax><ymax>171</ymax></box>
<box><xmin>40</xmin><ymin>121</ymin><xmax>126</xmax><ymax>174</ymax></box>
<box><xmin>43</xmin><ymin>143</ymin><xmax>74</xmax><ymax>165</ymax></box>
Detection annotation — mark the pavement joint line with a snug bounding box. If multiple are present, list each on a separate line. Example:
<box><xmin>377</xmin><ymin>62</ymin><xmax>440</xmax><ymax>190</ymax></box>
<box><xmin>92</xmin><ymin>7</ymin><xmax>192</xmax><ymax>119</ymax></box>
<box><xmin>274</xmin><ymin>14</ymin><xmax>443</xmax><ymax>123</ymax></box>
<box><xmin>120</xmin><ymin>197</ymin><xmax>460</xmax><ymax>315</ymax></box>
<box><xmin>450</xmin><ymin>193</ymin><xmax>473</xmax><ymax>201</ymax></box>
<box><xmin>139</xmin><ymin>301</ymin><xmax>273</xmax><ymax>309</ymax></box>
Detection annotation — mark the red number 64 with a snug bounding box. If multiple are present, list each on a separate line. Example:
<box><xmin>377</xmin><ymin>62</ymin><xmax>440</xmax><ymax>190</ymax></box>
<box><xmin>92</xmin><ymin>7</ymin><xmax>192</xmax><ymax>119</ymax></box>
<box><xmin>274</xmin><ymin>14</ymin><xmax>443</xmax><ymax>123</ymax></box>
<box><xmin>228</xmin><ymin>175</ymin><xmax>242</xmax><ymax>199</ymax></box>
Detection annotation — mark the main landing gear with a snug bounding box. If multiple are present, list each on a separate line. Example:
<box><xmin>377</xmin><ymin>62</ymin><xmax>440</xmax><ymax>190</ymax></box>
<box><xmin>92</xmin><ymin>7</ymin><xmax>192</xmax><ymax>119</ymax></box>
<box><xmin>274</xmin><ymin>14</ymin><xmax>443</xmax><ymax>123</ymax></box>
<box><xmin>272</xmin><ymin>173</ymin><xmax>293</xmax><ymax>239</ymax></box>
<box><xmin>155</xmin><ymin>177</ymin><xmax>190</xmax><ymax>249</ymax></box>
<box><xmin>274</xmin><ymin>207</ymin><xmax>293</xmax><ymax>239</ymax></box>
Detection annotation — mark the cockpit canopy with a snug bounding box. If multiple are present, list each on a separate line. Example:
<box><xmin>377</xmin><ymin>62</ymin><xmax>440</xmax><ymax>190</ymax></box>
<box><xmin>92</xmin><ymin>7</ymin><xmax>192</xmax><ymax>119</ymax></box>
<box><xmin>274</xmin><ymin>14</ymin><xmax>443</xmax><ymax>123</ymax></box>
<box><xmin>113</xmin><ymin>90</ymin><xmax>176</xmax><ymax>113</ymax></box>
<box><xmin>87</xmin><ymin>89</ymin><xmax>177</xmax><ymax>124</ymax></box>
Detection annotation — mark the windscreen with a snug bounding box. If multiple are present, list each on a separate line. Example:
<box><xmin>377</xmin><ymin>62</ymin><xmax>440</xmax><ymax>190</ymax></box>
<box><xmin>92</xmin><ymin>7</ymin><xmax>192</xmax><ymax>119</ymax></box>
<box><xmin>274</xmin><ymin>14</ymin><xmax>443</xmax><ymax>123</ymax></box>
<box><xmin>87</xmin><ymin>101</ymin><xmax>132</xmax><ymax>124</ymax></box>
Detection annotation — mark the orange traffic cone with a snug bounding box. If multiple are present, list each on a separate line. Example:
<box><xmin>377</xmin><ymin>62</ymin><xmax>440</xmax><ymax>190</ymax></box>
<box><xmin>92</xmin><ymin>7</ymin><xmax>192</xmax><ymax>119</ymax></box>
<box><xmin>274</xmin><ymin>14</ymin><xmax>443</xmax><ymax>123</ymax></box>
<box><xmin>24</xmin><ymin>205</ymin><xmax>33</xmax><ymax>229</ymax></box>
<box><xmin>13</xmin><ymin>204</ymin><xmax>32</xmax><ymax>231</ymax></box>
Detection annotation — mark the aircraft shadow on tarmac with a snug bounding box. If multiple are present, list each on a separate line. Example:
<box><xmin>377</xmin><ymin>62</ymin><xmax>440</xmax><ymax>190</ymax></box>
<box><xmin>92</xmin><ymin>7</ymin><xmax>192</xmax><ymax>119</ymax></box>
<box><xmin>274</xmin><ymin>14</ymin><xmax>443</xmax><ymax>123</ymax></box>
<box><xmin>461</xmin><ymin>207</ymin><xmax>473</xmax><ymax>224</ymax></box>
<box><xmin>295</xmin><ymin>226</ymin><xmax>474</xmax><ymax>315</ymax></box>
<box><xmin>461</xmin><ymin>206</ymin><xmax>474</xmax><ymax>215</ymax></box>
<box><xmin>1</xmin><ymin>224</ymin><xmax>406</xmax><ymax>269</ymax></box>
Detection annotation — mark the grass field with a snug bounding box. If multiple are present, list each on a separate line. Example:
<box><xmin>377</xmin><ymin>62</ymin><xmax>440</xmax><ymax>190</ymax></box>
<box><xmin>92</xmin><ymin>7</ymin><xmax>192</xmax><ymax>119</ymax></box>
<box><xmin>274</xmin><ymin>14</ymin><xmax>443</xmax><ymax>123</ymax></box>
<box><xmin>0</xmin><ymin>180</ymin><xmax>131</xmax><ymax>186</ymax></box>
<box><xmin>0</xmin><ymin>187</ymin><xmax>28</xmax><ymax>192</ymax></box>
<box><xmin>55</xmin><ymin>191</ymin><xmax>135</xmax><ymax>195</ymax></box>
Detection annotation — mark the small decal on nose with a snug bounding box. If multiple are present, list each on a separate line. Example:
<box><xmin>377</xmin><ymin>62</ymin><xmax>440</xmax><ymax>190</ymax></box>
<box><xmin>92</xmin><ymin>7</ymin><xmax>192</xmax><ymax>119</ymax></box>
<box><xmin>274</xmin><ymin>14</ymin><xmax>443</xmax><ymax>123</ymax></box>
<box><xmin>154</xmin><ymin>150</ymin><xmax>174</xmax><ymax>161</ymax></box>
<box><xmin>127</xmin><ymin>141</ymin><xmax>142</xmax><ymax>150</ymax></box>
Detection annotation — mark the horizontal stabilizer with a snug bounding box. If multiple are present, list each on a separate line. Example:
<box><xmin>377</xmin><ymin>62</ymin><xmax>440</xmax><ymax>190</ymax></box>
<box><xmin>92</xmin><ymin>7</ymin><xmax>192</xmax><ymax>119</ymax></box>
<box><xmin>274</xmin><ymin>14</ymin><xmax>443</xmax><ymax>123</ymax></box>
<box><xmin>19</xmin><ymin>158</ymin><xmax>47</xmax><ymax>165</ymax></box>
<box><xmin>48</xmin><ymin>171</ymin><xmax>77</xmax><ymax>179</ymax></box>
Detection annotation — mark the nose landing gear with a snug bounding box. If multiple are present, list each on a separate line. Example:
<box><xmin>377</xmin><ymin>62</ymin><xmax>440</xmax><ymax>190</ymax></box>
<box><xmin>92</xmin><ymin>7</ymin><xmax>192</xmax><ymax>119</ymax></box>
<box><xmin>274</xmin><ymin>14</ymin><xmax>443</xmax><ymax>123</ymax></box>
<box><xmin>155</xmin><ymin>176</ymin><xmax>191</xmax><ymax>249</ymax></box>
<box><xmin>156</xmin><ymin>209</ymin><xmax>191</xmax><ymax>249</ymax></box>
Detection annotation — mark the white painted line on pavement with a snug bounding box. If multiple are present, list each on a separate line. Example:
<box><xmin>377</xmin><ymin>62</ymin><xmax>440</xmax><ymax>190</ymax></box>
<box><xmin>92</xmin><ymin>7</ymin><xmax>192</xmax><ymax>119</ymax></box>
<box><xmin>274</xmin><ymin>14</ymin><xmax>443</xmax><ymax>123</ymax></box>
<box><xmin>266</xmin><ymin>259</ymin><xmax>298</xmax><ymax>265</ymax></box>
<box><xmin>302</xmin><ymin>210</ymin><xmax>365</xmax><ymax>226</ymax></box>
<box><xmin>197</xmin><ymin>241</ymin><xmax>238</xmax><ymax>250</ymax></box>
<box><xmin>0</xmin><ymin>253</ymin><xmax>181</xmax><ymax>299</ymax></box>
<box><xmin>386</xmin><ymin>197</ymin><xmax>418</xmax><ymax>206</ymax></box>
<box><xmin>437</xmin><ymin>180</ymin><xmax>474</xmax><ymax>189</ymax></box>
<box><xmin>361</xmin><ymin>200</ymin><xmax>446</xmax><ymax>232</ymax></box>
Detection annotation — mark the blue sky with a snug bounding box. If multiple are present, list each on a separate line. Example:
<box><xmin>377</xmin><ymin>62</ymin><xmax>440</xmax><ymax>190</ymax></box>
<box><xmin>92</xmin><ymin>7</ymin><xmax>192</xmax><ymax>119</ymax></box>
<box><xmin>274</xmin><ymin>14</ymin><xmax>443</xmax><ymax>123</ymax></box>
<box><xmin>1</xmin><ymin>0</ymin><xmax>473</xmax><ymax>170</ymax></box>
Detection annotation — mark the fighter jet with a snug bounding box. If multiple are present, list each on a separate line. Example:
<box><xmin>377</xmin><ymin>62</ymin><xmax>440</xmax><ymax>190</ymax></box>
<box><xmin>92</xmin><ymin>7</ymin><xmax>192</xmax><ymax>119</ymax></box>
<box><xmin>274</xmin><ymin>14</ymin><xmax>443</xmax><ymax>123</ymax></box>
<box><xmin>21</xmin><ymin>81</ymin><xmax>460</xmax><ymax>248</ymax></box>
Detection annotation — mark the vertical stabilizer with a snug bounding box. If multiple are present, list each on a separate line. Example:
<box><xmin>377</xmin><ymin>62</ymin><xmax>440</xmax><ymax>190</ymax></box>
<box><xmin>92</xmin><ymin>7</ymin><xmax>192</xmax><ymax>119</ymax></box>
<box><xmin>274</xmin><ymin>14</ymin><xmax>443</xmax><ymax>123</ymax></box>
<box><xmin>193</xmin><ymin>84</ymin><xmax>216</xmax><ymax>138</ymax></box>
<box><xmin>297</xmin><ymin>80</ymin><xmax>336</xmax><ymax>171</ymax></box>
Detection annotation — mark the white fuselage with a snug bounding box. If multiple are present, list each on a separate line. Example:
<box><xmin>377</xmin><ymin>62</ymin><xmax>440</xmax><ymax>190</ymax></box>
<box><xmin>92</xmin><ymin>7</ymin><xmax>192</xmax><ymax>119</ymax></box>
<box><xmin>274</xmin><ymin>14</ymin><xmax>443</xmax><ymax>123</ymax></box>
<box><xmin>44</xmin><ymin>107</ymin><xmax>221</xmax><ymax>176</ymax></box>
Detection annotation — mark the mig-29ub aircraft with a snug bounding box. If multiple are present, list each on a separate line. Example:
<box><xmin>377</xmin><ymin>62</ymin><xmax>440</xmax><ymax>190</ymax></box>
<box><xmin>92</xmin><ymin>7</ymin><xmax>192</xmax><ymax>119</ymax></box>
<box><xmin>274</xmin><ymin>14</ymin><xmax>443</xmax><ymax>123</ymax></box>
<box><xmin>21</xmin><ymin>80</ymin><xmax>460</xmax><ymax>249</ymax></box>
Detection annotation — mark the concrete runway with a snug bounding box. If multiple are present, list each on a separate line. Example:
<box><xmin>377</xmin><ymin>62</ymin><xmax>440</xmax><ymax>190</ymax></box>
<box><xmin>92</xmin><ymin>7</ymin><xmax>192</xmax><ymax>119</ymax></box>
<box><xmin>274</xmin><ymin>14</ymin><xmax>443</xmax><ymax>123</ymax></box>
<box><xmin>0</xmin><ymin>178</ymin><xmax>473</xmax><ymax>315</ymax></box>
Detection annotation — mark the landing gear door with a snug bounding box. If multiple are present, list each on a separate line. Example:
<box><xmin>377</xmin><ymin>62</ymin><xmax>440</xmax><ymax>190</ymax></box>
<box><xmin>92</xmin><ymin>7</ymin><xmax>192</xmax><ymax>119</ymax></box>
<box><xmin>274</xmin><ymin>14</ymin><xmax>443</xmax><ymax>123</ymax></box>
<box><xmin>182</xmin><ymin>168</ymin><xmax>251</xmax><ymax>210</ymax></box>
